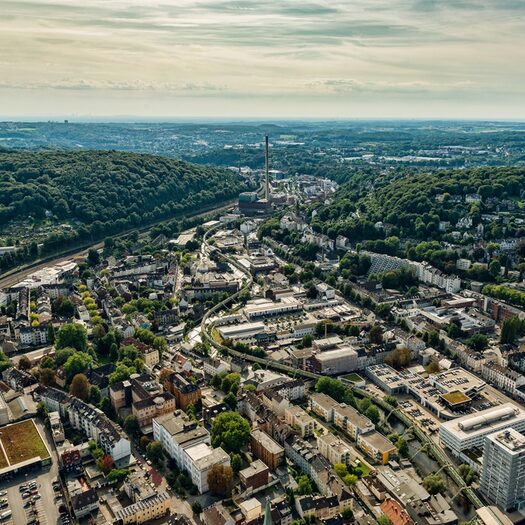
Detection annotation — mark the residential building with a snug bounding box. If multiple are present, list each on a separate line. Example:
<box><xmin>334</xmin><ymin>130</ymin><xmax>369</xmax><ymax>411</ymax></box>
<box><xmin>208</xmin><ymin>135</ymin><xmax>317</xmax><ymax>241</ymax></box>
<box><xmin>284</xmin><ymin>406</ymin><xmax>315</xmax><ymax>438</ymax></box>
<box><xmin>182</xmin><ymin>442</ymin><xmax>230</xmax><ymax>493</ymax></box>
<box><xmin>309</xmin><ymin>393</ymin><xmax>338</xmax><ymax>422</ymax></box>
<box><xmin>480</xmin><ymin>429</ymin><xmax>525</xmax><ymax>512</ymax></box>
<box><xmin>239</xmin><ymin>459</ymin><xmax>270</xmax><ymax>492</ymax></box>
<box><xmin>333</xmin><ymin>403</ymin><xmax>374</xmax><ymax>440</ymax></box>
<box><xmin>153</xmin><ymin>412</ymin><xmax>210</xmax><ymax>467</ymax></box>
<box><xmin>357</xmin><ymin>431</ymin><xmax>397</xmax><ymax>464</ymax></box>
<box><xmin>250</xmin><ymin>429</ymin><xmax>285</xmax><ymax>470</ymax></box>
<box><xmin>317</xmin><ymin>433</ymin><xmax>356</xmax><ymax>466</ymax></box>
<box><xmin>167</xmin><ymin>372</ymin><xmax>202</xmax><ymax>411</ymax></box>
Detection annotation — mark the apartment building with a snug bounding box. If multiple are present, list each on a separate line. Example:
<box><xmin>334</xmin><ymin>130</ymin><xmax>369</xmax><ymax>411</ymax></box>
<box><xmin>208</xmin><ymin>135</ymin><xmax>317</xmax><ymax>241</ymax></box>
<box><xmin>309</xmin><ymin>393</ymin><xmax>338</xmax><ymax>422</ymax></box>
<box><xmin>333</xmin><ymin>404</ymin><xmax>375</xmax><ymax>440</ymax></box>
<box><xmin>250</xmin><ymin>429</ymin><xmax>285</xmax><ymax>470</ymax></box>
<box><xmin>317</xmin><ymin>433</ymin><xmax>356</xmax><ymax>466</ymax></box>
<box><xmin>182</xmin><ymin>442</ymin><xmax>231</xmax><ymax>493</ymax></box>
<box><xmin>284</xmin><ymin>406</ymin><xmax>315</xmax><ymax>438</ymax></box>
<box><xmin>153</xmin><ymin>412</ymin><xmax>210</xmax><ymax>467</ymax></box>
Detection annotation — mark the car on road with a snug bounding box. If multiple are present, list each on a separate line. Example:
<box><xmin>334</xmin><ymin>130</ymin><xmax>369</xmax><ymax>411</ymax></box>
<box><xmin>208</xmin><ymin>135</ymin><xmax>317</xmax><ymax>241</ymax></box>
<box><xmin>0</xmin><ymin>492</ymin><xmax>5</xmax><ymax>497</ymax></box>
<box><xmin>32</xmin><ymin>494</ymin><xmax>41</xmax><ymax>501</ymax></box>
<box><xmin>0</xmin><ymin>510</ymin><xmax>11</xmax><ymax>521</ymax></box>
<box><xmin>22</xmin><ymin>491</ymin><xmax>31</xmax><ymax>498</ymax></box>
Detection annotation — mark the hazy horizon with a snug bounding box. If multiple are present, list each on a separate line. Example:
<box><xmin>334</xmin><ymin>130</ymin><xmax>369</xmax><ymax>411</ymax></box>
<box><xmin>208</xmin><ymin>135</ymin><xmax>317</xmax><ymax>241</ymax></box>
<box><xmin>2</xmin><ymin>0</ymin><xmax>524</xmax><ymax>119</ymax></box>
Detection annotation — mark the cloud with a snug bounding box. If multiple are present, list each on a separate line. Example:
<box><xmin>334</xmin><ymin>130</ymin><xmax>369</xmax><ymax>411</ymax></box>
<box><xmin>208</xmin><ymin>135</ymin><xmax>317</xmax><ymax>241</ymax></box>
<box><xmin>0</xmin><ymin>0</ymin><xmax>524</xmax><ymax>117</ymax></box>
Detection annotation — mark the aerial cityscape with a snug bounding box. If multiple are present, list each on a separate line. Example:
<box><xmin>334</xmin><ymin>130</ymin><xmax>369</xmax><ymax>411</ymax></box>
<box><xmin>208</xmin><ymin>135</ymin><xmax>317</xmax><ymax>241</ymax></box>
<box><xmin>1</xmin><ymin>2</ymin><xmax>525</xmax><ymax>525</ymax></box>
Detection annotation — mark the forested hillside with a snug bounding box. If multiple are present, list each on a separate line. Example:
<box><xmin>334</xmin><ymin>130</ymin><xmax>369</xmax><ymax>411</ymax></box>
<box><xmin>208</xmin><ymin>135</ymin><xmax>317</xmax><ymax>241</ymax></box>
<box><xmin>311</xmin><ymin>166</ymin><xmax>525</xmax><ymax>242</ymax></box>
<box><xmin>0</xmin><ymin>150</ymin><xmax>248</xmax><ymax>271</ymax></box>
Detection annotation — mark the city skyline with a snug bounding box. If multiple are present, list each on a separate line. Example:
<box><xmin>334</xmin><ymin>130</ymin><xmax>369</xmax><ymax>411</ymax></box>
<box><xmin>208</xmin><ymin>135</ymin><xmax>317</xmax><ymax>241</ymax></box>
<box><xmin>1</xmin><ymin>0</ymin><xmax>525</xmax><ymax>119</ymax></box>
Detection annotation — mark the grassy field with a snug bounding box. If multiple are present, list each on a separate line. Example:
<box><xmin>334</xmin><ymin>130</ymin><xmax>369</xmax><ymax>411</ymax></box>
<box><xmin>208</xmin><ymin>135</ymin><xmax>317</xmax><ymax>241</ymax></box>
<box><xmin>0</xmin><ymin>420</ymin><xmax>50</xmax><ymax>465</ymax></box>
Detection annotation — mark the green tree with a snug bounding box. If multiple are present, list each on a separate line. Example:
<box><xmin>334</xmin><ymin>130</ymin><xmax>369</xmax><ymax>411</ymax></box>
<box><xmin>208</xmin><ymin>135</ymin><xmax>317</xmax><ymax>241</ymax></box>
<box><xmin>123</xmin><ymin>415</ymin><xmax>141</xmax><ymax>437</ymax></box>
<box><xmin>466</xmin><ymin>333</ymin><xmax>488</xmax><ymax>352</ymax></box>
<box><xmin>64</xmin><ymin>352</ymin><xmax>92</xmax><ymax>381</ymax></box>
<box><xmin>191</xmin><ymin>501</ymin><xmax>203</xmax><ymax>515</ymax></box>
<box><xmin>423</xmin><ymin>473</ymin><xmax>445</xmax><ymax>495</ymax></box>
<box><xmin>107</xmin><ymin>468</ymin><xmax>129</xmax><ymax>483</ymax></box>
<box><xmin>230</xmin><ymin>453</ymin><xmax>243</xmax><ymax>472</ymax></box>
<box><xmin>221</xmin><ymin>372</ymin><xmax>241</xmax><ymax>394</ymax></box>
<box><xmin>18</xmin><ymin>355</ymin><xmax>31</xmax><ymax>371</ymax></box>
<box><xmin>56</xmin><ymin>323</ymin><xmax>88</xmax><ymax>352</ymax></box>
<box><xmin>211</xmin><ymin>412</ymin><xmax>251</xmax><ymax>453</ymax></box>
<box><xmin>365</xmin><ymin>404</ymin><xmax>380</xmax><ymax>425</ymax></box>
<box><xmin>297</xmin><ymin>474</ymin><xmax>314</xmax><ymax>495</ymax></box>
<box><xmin>369</xmin><ymin>325</ymin><xmax>383</xmax><ymax>344</ymax></box>
<box><xmin>146</xmin><ymin>441</ymin><xmax>164</xmax><ymax>465</ymax></box>
<box><xmin>223</xmin><ymin>391</ymin><xmax>237</xmax><ymax>411</ymax></box>
<box><xmin>89</xmin><ymin>385</ymin><xmax>101</xmax><ymax>404</ymax></box>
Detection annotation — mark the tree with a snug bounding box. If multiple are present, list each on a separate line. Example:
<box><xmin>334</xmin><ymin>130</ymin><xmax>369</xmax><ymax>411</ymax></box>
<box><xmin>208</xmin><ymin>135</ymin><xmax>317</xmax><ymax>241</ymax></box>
<box><xmin>55</xmin><ymin>347</ymin><xmax>76</xmax><ymax>366</ymax></box>
<box><xmin>384</xmin><ymin>347</ymin><xmax>411</xmax><ymax>369</ymax></box>
<box><xmin>47</xmin><ymin>323</ymin><xmax>56</xmax><ymax>344</ymax></box>
<box><xmin>18</xmin><ymin>355</ymin><xmax>31</xmax><ymax>371</ymax></box>
<box><xmin>396</xmin><ymin>437</ymin><xmax>409</xmax><ymax>457</ymax></box>
<box><xmin>56</xmin><ymin>323</ymin><xmax>88</xmax><ymax>352</ymax></box>
<box><xmin>87</xmin><ymin>249</ymin><xmax>101</xmax><ymax>267</ymax></box>
<box><xmin>64</xmin><ymin>352</ymin><xmax>92</xmax><ymax>381</ymax></box>
<box><xmin>423</xmin><ymin>473</ymin><xmax>445</xmax><ymax>495</ymax></box>
<box><xmin>458</xmin><ymin>464</ymin><xmax>478</xmax><ymax>486</ymax></box>
<box><xmin>296</xmin><ymin>474</ymin><xmax>314</xmax><ymax>495</ymax></box>
<box><xmin>466</xmin><ymin>333</ymin><xmax>488</xmax><ymax>352</ymax></box>
<box><xmin>70</xmin><ymin>373</ymin><xmax>90</xmax><ymax>401</ymax></box>
<box><xmin>383</xmin><ymin>396</ymin><xmax>398</xmax><ymax>408</ymax></box>
<box><xmin>343</xmin><ymin>474</ymin><xmax>358</xmax><ymax>486</ymax></box>
<box><xmin>221</xmin><ymin>372</ymin><xmax>241</xmax><ymax>394</ymax></box>
<box><xmin>36</xmin><ymin>402</ymin><xmax>49</xmax><ymax>419</ymax></box>
<box><xmin>365</xmin><ymin>404</ymin><xmax>380</xmax><ymax>425</ymax></box>
<box><xmin>140</xmin><ymin>436</ymin><xmax>151</xmax><ymax>450</ymax></box>
<box><xmin>191</xmin><ymin>501</ymin><xmax>203</xmax><ymax>515</ymax></box>
<box><xmin>211</xmin><ymin>412</ymin><xmax>251</xmax><ymax>453</ymax></box>
<box><xmin>230</xmin><ymin>453</ymin><xmax>243</xmax><ymax>472</ymax></box>
<box><xmin>52</xmin><ymin>296</ymin><xmax>75</xmax><ymax>318</ymax></box>
<box><xmin>40</xmin><ymin>367</ymin><xmax>55</xmax><ymax>386</ymax></box>
<box><xmin>425</xmin><ymin>360</ymin><xmax>441</xmax><ymax>374</ymax></box>
<box><xmin>334</xmin><ymin>463</ymin><xmax>348</xmax><ymax>478</ymax></box>
<box><xmin>223</xmin><ymin>391</ymin><xmax>237</xmax><ymax>411</ymax></box>
<box><xmin>89</xmin><ymin>385</ymin><xmax>101</xmax><ymax>405</ymax></box>
<box><xmin>146</xmin><ymin>441</ymin><xmax>164</xmax><ymax>465</ymax></box>
<box><xmin>98</xmin><ymin>455</ymin><xmax>115</xmax><ymax>475</ymax></box>
<box><xmin>369</xmin><ymin>325</ymin><xmax>383</xmax><ymax>344</ymax></box>
<box><xmin>501</xmin><ymin>316</ymin><xmax>523</xmax><ymax>345</ymax></box>
<box><xmin>107</xmin><ymin>468</ymin><xmax>129</xmax><ymax>483</ymax></box>
<box><xmin>123</xmin><ymin>415</ymin><xmax>141</xmax><ymax>437</ymax></box>
<box><xmin>207</xmin><ymin>464</ymin><xmax>233</xmax><ymax>496</ymax></box>
<box><xmin>315</xmin><ymin>377</ymin><xmax>348</xmax><ymax>403</ymax></box>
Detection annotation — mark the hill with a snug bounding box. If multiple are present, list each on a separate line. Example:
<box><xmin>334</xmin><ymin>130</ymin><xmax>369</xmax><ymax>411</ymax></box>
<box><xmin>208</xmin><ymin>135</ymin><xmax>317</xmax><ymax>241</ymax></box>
<box><xmin>311</xmin><ymin>166</ymin><xmax>525</xmax><ymax>243</ymax></box>
<box><xmin>0</xmin><ymin>150</ymin><xmax>247</xmax><ymax>270</ymax></box>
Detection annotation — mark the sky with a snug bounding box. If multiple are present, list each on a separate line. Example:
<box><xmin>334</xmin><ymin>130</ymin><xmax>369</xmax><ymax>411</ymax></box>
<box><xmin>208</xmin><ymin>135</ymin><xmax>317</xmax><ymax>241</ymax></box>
<box><xmin>1</xmin><ymin>0</ymin><xmax>524</xmax><ymax>120</ymax></box>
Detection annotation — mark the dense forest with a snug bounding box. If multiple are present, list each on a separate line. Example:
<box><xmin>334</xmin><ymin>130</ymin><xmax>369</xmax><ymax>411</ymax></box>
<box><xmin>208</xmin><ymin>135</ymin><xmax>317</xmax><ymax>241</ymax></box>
<box><xmin>0</xmin><ymin>150</ymin><xmax>248</xmax><ymax>271</ymax></box>
<box><xmin>310</xmin><ymin>166</ymin><xmax>525</xmax><ymax>242</ymax></box>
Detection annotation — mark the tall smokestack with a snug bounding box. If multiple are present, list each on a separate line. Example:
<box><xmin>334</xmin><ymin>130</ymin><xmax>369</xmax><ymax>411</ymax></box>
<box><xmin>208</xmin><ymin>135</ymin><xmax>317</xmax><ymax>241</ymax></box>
<box><xmin>265</xmin><ymin>135</ymin><xmax>269</xmax><ymax>200</ymax></box>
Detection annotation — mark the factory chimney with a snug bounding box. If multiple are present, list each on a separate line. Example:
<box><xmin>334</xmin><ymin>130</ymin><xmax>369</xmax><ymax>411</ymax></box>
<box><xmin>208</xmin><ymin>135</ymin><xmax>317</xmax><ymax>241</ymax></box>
<box><xmin>265</xmin><ymin>135</ymin><xmax>269</xmax><ymax>200</ymax></box>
